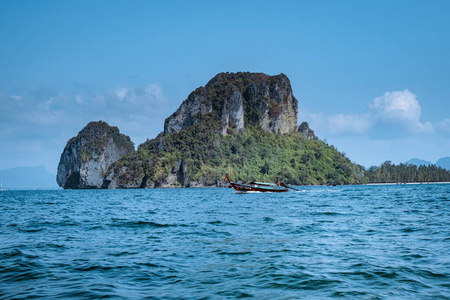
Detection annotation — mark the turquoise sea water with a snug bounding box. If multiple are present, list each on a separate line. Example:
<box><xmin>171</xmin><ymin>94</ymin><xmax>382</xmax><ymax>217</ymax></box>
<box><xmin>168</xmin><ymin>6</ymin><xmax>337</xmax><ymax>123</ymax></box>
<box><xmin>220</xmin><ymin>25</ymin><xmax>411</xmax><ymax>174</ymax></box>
<box><xmin>1</xmin><ymin>184</ymin><xmax>449</xmax><ymax>299</ymax></box>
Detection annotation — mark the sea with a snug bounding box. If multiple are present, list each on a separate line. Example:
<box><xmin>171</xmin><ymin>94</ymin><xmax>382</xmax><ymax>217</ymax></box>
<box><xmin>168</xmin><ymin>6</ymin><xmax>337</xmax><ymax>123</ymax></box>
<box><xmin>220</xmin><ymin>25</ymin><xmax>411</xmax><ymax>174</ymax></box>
<box><xmin>0</xmin><ymin>184</ymin><xmax>449</xmax><ymax>299</ymax></box>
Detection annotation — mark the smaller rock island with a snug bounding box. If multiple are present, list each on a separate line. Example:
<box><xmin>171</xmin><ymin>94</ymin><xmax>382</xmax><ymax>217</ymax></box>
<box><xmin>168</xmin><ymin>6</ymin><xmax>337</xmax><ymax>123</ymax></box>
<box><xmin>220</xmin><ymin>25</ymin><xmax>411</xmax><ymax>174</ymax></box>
<box><xmin>56</xmin><ymin>121</ymin><xmax>134</xmax><ymax>189</ymax></box>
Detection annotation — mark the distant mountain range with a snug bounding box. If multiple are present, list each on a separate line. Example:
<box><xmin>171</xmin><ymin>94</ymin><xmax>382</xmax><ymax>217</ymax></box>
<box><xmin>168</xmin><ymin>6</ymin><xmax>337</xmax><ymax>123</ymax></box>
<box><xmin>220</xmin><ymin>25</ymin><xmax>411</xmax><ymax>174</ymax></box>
<box><xmin>404</xmin><ymin>158</ymin><xmax>432</xmax><ymax>166</ymax></box>
<box><xmin>436</xmin><ymin>157</ymin><xmax>450</xmax><ymax>170</ymax></box>
<box><xmin>0</xmin><ymin>165</ymin><xmax>59</xmax><ymax>190</ymax></box>
<box><xmin>405</xmin><ymin>157</ymin><xmax>450</xmax><ymax>170</ymax></box>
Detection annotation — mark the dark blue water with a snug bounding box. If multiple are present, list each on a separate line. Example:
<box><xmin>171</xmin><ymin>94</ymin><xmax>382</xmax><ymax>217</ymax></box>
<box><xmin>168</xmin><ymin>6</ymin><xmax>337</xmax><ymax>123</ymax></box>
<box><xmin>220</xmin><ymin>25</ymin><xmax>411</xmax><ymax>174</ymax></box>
<box><xmin>1</xmin><ymin>184</ymin><xmax>449</xmax><ymax>299</ymax></box>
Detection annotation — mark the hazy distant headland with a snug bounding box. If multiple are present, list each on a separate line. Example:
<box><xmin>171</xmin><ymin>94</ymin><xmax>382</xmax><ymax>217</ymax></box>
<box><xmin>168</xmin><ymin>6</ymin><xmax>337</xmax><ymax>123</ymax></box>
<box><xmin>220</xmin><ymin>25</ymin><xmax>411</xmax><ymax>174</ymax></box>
<box><xmin>55</xmin><ymin>72</ymin><xmax>450</xmax><ymax>189</ymax></box>
<box><xmin>405</xmin><ymin>157</ymin><xmax>450</xmax><ymax>170</ymax></box>
<box><xmin>0</xmin><ymin>166</ymin><xmax>58</xmax><ymax>190</ymax></box>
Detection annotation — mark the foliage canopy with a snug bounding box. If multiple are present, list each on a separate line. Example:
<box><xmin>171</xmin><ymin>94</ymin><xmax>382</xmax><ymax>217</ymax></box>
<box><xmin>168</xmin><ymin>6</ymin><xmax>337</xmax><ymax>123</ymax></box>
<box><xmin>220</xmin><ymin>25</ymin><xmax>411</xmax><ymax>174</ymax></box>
<box><xmin>112</xmin><ymin>115</ymin><xmax>366</xmax><ymax>187</ymax></box>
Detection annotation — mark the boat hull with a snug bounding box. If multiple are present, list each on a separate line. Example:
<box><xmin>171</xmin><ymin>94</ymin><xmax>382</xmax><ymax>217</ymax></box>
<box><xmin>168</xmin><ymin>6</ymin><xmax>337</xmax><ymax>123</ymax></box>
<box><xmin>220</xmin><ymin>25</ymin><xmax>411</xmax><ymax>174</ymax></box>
<box><xmin>227</xmin><ymin>181</ymin><xmax>289</xmax><ymax>193</ymax></box>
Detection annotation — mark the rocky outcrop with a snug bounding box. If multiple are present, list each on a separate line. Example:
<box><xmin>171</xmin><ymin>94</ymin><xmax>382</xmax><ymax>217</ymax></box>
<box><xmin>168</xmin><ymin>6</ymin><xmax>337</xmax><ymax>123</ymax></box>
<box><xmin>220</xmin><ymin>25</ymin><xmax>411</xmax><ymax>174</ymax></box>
<box><xmin>56</xmin><ymin>121</ymin><xmax>134</xmax><ymax>189</ymax></box>
<box><xmin>164</xmin><ymin>72</ymin><xmax>298</xmax><ymax>136</ymax></box>
<box><xmin>298</xmin><ymin>122</ymin><xmax>318</xmax><ymax>140</ymax></box>
<box><xmin>220</xmin><ymin>86</ymin><xmax>244</xmax><ymax>135</ymax></box>
<box><xmin>57</xmin><ymin>72</ymin><xmax>330</xmax><ymax>189</ymax></box>
<box><xmin>163</xmin><ymin>92</ymin><xmax>212</xmax><ymax>135</ymax></box>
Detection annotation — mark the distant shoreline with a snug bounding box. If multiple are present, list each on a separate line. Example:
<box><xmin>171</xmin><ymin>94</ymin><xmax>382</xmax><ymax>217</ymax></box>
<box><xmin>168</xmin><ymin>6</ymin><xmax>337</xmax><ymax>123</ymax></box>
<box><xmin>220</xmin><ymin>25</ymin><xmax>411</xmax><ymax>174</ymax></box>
<box><xmin>2</xmin><ymin>182</ymin><xmax>449</xmax><ymax>191</ymax></box>
<box><xmin>364</xmin><ymin>182</ymin><xmax>450</xmax><ymax>186</ymax></box>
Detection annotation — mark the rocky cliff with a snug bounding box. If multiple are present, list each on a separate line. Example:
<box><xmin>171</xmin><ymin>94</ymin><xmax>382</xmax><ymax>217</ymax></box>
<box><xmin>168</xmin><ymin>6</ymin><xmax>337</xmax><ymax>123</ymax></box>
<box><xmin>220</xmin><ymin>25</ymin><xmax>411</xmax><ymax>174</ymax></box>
<box><xmin>164</xmin><ymin>72</ymin><xmax>298</xmax><ymax>136</ymax></box>
<box><xmin>56</xmin><ymin>121</ymin><xmax>134</xmax><ymax>189</ymax></box>
<box><xmin>57</xmin><ymin>72</ymin><xmax>367</xmax><ymax>189</ymax></box>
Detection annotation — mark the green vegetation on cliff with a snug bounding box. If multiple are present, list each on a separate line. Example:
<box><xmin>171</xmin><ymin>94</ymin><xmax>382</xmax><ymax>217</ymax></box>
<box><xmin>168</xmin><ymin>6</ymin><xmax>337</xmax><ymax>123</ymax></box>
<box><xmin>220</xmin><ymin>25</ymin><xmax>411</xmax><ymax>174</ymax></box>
<box><xmin>73</xmin><ymin>121</ymin><xmax>134</xmax><ymax>163</ymax></box>
<box><xmin>110</xmin><ymin>115</ymin><xmax>366</xmax><ymax>187</ymax></box>
<box><xmin>108</xmin><ymin>120</ymin><xmax>450</xmax><ymax>187</ymax></box>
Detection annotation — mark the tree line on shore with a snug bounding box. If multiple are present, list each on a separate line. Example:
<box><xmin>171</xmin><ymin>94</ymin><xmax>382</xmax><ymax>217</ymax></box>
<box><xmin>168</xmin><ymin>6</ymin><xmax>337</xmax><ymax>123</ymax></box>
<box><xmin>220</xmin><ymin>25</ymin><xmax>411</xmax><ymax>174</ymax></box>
<box><xmin>365</xmin><ymin>160</ymin><xmax>450</xmax><ymax>184</ymax></box>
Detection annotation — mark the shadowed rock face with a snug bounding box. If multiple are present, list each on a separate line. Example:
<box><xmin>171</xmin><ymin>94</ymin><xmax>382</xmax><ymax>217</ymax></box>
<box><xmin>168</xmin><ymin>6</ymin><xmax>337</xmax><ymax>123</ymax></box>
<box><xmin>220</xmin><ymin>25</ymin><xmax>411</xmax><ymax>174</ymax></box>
<box><xmin>164</xmin><ymin>72</ymin><xmax>298</xmax><ymax>136</ymax></box>
<box><xmin>56</xmin><ymin>121</ymin><xmax>134</xmax><ymax>189</ymax></box>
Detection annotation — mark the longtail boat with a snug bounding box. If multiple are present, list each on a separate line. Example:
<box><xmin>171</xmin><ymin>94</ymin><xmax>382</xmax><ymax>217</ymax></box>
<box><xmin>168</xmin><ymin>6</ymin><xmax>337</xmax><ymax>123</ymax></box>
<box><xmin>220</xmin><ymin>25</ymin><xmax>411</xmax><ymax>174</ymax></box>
<box><xmin>225</xmin><ymin>174</ymin><xmax>289</xmax><ymax>193</ymax></box>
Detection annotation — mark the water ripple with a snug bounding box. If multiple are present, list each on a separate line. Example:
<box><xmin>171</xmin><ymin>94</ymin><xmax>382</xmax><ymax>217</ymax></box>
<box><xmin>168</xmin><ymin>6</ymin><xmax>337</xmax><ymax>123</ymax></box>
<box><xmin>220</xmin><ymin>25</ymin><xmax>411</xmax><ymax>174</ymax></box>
<box><xmin>0</xmin><ymin>185</ymin><xmax>449</xmax><ymax>299</ymax></box>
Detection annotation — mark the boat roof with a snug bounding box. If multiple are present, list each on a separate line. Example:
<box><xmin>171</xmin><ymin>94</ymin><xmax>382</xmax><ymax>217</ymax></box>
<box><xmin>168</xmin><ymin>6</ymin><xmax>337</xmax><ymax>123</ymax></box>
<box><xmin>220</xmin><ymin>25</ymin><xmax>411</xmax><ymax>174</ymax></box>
<box><xmin>250</xmin><ymin>181</ymin><xmax>277</xmax><ymax>186</ymax></box>
<box><xmin>236</xmin><ymin>182</ymin><xmax>288</xmax><ymax>191</ymax></box>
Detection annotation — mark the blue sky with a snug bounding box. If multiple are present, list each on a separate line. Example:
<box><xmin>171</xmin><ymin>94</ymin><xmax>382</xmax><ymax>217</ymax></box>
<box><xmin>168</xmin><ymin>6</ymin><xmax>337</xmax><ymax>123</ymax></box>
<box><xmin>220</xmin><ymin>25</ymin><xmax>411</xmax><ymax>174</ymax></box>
<box><xmin>1</xmin><ymin>0</ymin><xmax>449</xmax><ymax>174</ymax></box>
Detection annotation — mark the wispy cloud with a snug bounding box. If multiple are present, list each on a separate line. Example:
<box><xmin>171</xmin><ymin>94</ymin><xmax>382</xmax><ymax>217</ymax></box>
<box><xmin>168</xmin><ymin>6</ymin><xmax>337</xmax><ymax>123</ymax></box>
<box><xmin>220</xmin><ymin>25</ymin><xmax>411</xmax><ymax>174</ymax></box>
<box><xmin>369</xmin><ymin>89</ymin><xmax>433</xmax><ymax>133</ymax></box>
<box><xmin>305</xmin><ymin>112</ymin><xmax>371</xmax><ymax>135</ymax></box>
<box><xmin>0</xmin><ymin>83</ymin><xmax>173</xmax><ymax>171</ymax></box>
<box><xmin>305</xmin><ymin>89</ymin><xmax>434</xmax><ymax>136</ymax></box>
<box><xmin>1</xmin><ymin>83</ymin><xmax>170</xmax><ymax>132</ymax></box>
<box><xmin>328</xmin><ymin>113</ymin><xmax>372</xmax><ymax>134</ymax></box>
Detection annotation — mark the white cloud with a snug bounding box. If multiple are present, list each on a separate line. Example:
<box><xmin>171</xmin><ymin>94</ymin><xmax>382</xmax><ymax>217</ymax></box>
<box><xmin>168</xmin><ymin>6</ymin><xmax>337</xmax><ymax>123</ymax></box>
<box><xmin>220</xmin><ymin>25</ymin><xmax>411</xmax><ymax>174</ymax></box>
<box><xmin>304</xmin><ymin>89</ymin><xmax>433</xmax><ymax>136</ymax></box>
<box><xmin>328</xmin><ymin>113</ymin><xmax>372</xmax><ymax>134</ymax></box>
<box><xmin>369</xmin><ymin>89</ymin><xmax>433</xmax><ymax>133</ymax></box>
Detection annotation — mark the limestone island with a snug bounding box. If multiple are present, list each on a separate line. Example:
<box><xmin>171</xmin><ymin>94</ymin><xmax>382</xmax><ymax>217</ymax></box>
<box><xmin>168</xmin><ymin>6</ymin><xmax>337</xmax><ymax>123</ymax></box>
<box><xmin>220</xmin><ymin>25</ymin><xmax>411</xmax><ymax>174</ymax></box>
<box><xmin>57</xmin><ymin>72</ymin><xmax>450</xmax><ymax>189</ymax></box>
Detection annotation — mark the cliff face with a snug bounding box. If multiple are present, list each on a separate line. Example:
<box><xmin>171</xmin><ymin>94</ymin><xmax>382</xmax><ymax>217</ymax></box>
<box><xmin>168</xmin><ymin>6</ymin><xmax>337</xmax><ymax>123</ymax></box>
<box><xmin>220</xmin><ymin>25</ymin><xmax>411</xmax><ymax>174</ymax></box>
<box><xmin>56</xmin><ymin>72</ymin><xmax>363</xmax><ymax>189</ymax></box>
<box><xmin>56</xmin><ymin>121</ymin><xmax>134</xmax><ymax>189</ymax></box>
<box><xmin>164</xmin><ymin>72</ymin><xmax>298</xmax><ymax>136</ymax></box>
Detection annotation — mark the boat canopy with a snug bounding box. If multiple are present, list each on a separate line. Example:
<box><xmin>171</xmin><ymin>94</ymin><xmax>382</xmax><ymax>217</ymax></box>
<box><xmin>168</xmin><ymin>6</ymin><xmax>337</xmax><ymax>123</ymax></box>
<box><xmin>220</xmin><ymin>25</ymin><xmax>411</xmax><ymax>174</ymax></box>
<box><xmin>250</xmin><ymin>181</ymin><xmax>278</xmax><ymax>186</ymax></box>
